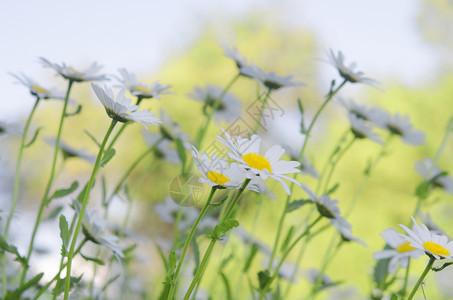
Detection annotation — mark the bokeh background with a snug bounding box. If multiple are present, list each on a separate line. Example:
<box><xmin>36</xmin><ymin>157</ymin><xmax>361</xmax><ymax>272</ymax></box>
<box><xmin>1</xmin><ymin>0</ymin><xmax>453</xmax><ymax>299</ymax></box>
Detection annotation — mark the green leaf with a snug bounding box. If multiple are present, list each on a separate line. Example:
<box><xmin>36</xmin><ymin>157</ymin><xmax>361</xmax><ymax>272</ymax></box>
<box><xmin>415</xmin><ymin>181</ymin><xmax>431</xmax><ymax>200</ymax></box>
<box><xmin>243</xmin><ymin>244</ymin><xmax>259</xmax><ymax>272</ymax></box>
<box><xmin>286</xmin><ymin>199</ymin><xmax>311</xmax><ymax>213</ymax></box>
<box><xmin>76</xmin><ymin>181</ymin><xmax>94</xmax><ymax>204</ymax></box>
<box><xmin>5</xmin><ymin>272</ymin><xmax>44</xmax><ymax>300</ymax></box>
<box><xmin>100</xmin><ymin>148</ymin><xmax>116</xmax><ymax>167</ymax></box>
<box><xmin>84</xmin><ymin>129</ymin><xmax>101</xmax><ymax>148</ymax></box>
<box><xmin>390</xmin><ymin>293</ymin><xmax>399</xmax><ymax>300</ymax></box>
<box><xmin>167</xmin><ymin>250</ymin><xmax>177</xmax><ymax>276</ymax></box>
<box><xmin>210</xmin><ymin>219</ymin><xmax>240</xmax><ymax>240</ymax></box>
<box><xmin>65</xmin><ymin>104</ymin><xmax>82</xmax><ymax>117</ymax></box>
<box><xmin>297</xmin><ymin>98</ymin><xmax>306</xmax><ymax>134</ymax></box>
<box><xmin>257</xmin><ymin>270</ymin><xmax>271</xmax><ymax>291</ymax></box>
<box><xmin>53</xmin><ymin>275</ymin><xmax>83</xmax><ymax>295</ymax></box>
<box><xmin>326</xmin><ymin>183</ymin><xmax>339</xmax><ymax>195</ymax></box>
<box><xmin>48</xmin><ymin>181</ymin><xmax>79</xmax><ymax>205</ymax></box>
<box><xmin>24</xmin><ymin>127</ymin><xmax>42</xmax><ymax>148</ymax></box>
<box><xmin>175</xmin><ymin>138</ymin><xmax>187</xmax><ymax>171</ymax></box>
<box><xmin>220</xmin><ymin>272</ymin><xmax>232</xmax><ymax>300</ymax></box>
<box><xmin>280</xmin><ymin>226</ymin><xmax>295</xmax><ymax>252</ymax></box>
<box><xmin>155</xmin><ymin>244</ymin><xmax>169</xmax><ymax>271</ymax></box>
<box><xmin>80</xmin><ymin>252</ymin><xmax>105</xmax><ymax>265</ymax></box>
<box><xmin>101</xmin><ymin>274</ymin><xmax>120</xmax><ymax>292</ymax></box>
<box><xmin>45</xmin><ymin>205</ymin><xmax>64</xmax><ymax>221</ymax></box>
<box><xmin>59</xmin><ymin>215</ymin><xmax>69</xmax><ymax>254</ymax></box>
<box><xmin>373</xmin><ymin>247</ymin><xmax>390</xmax><ymax>290</ymax></box>
<box><xmin>432</xmin><ymin>262</ymin><xmax>453</xmax><ymax>272</ymax></box>
<box><xmin>101</xmin><ymin>176</ymin><xmax>108</xmax><ymax>207</ymax></box>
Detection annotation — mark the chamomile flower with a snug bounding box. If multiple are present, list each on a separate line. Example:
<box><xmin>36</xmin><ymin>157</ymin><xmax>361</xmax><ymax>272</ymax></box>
<box><xmin>188</xmin><ymin>85</ymin><xmax>241</xmax><ymax>123</ymax></box>
<box><xmin>191</xmin><ymin>147</ymin><xmax>246</xmax><ymax>189</ymax></box>
<box><xmin>337</xmin><ymin>97</ymin><xmax>386</xmax><ymax>124</ymax></box>
<box><xmin>374</xmin><ymin>112</ymin><xmax>425</xmax><ymax>146</ymax></box>
<box><xmin>217</xmin><ymin>130</ymin><xmax>301</xmax><ymax>194</ymax></box>
<box><xmin>91</xmin><ymin>83</ymin><xmax>161</xmax><ymax>128</ymax></box>
<box><xmin>400</xmin><ymin>216</ymin><xmax>453</xmax><ymax>260</ymax></box>
<box><xmin>158</xmin><ymin>109</ymin><xmax>190</xmax><ymax>142</ymax></box>
<box><xmin>240</xmin><ymin>64</ymin><xmax>305</xmax><ymax>90</ymax></box>
<box><xmin>302</xmin><ymin>185</ymin><xmax>342</xmax><ymax>219</ymax></box>
<box><xmin>348</xmin><ymin>113</ymin><xmax>383</xmax><ymax>144</ymax></box>
<box><xmin>415</xmin><ymin>158</ymin><xmax>453</xmax><ymax>194</ymax></box>
<box><xmin>10</xmin><ymin>73</ymin><xmax>66</xmax><ymax>100</ymax></box>
<box><xmin>114</xmin><ymin>68</ymin><xmax>172</xmax><ymax>100</ymax></box>
<box><xmin>326</xmin><ymin>49</ymin><xmax>377</xmax><ymax>86</ymax></box>
<box><xmin>331</xmin><ymin>217</ymin><xmax>366</xmax><ymax>246</ymax></box>
<box><xmin>45</xmin><ymin>137</ymin><xmax>95</xmax><ymax>163</ymax></box>
<box><xmin>222</xmin><ymin>44</ymin><xmax>249</xmax><ymax>70</ymax></box>
<box><xmin>39</xmin><ymin>57</ymin><xmax>107</xmax><ymax>82</ymax></box>
<box><xmin>373</xmin><ymin>228</ymin><xmax>423</xmax><ymax>273</ymax></box>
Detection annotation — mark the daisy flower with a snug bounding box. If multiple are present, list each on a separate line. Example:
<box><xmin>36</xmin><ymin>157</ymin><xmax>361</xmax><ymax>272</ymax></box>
<box><xmin>331</xmin><ymin>217</ymin><xmax>366</xmax><ymax>246</ymax></box>
<box><xmin>217</xmin><ymin>130</ymin><xmax>301</xmax><ymax>194</ymax></box>
<box><xmin>45</xmin><ymin>137</ymin><xmax>95</xmax><ymax>163</ymax></box>
<box><xmin>222</xmin><ymin>44</ymin><xmax>249</xmax><ymax>70</ymax></box>
<box><xmin>348</xmin><ymin>113</ymin><xmax>383</xmax><ymax>144</ymax></box>
<box><xmin>373</xmin><ymin>228</ymin><xmax>423</xmax><ymax>273</ymax></box>
<box><xmin>39</xmin><ymin>57</ymin><xmax>107</xmax><ymax>82</ymax></box>
<box><xmin>91</xmin><ymin>83</ymin><xmax>161</xmax><ymax>128</ymax></box>
<box><xmin>400</xmin><ymin>216</ymin><xmax>453</xmax><ymax>260</ymax></box>
<box><xmin>374</xmin><ymin>112</ymin><xmax>425</xmax><ymax>146</ymax></box>
<box><xmin>240</xmin><ymin>64</ymin><xmax>305</xmax><ymax>90</ymax></box>
<box><xmin>191</xmin><ymin>147</ymin><xmax>247</xmax><ymax>189</ymax></box>
<box><xmin>188</xmin><ymin>85</ymin><xmax>241</xmax><ymax>123</ymax></box>
<box><xmin>114</xmin><ymin>68</ymin><xmax>172</xmax><ymax>100</ymax></box>
<box><xmin>158</xmin><ymin>109</ymin><xmax>190</xmax><ymax>142</ymax></box>
<box><xmin>418</xmin><ymin>212</ymin><xmax>448</xmax><ymax>236</ymax></box>
<box><xmin>326</xmin><ymin>49</ymin><xmax>377</xmax><ymax>86</ymax></box>
<box><xmin>10</xmin><ymin>73</ymin><xmax>66</xmax><ymax>100</ymax></box>
<box><xmin>302</xmin><ymin>185</ymin><xmax>342</xmax><ymax>219</ymax></box>
<box><xmin>337</xmin><ymin>97</ymin><xmax>387</xmax><ymax>124</ymax></box>
<box><xmin>415</xmin><ymin>158</ymin><xmax>453</xmax><ymax>194</ymax></box>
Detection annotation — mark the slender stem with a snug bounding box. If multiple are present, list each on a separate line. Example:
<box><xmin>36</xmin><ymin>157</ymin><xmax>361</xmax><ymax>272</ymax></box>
<box><xmin>322</xmin><ymin>137</ymin><xmax>355</xmax><ymax>194</ymax></box>
<box><xmin>259</xmin><ymin>215</ymin><xmax>323</xmax><ymax>299</ymax></box>
<box><xmin>433</xmin><ymin>116</ymin><xmax>453</xmax><ymax>164</ymax></box>
<box><xmin>20</xmin><ymin>80</ymin><xmax>74</xmax><ymax>287</ymax></box>
<box><xmin>265</xmin><ymin>80</ymin><xmax>347</xmax><ymax>273</ymax></box>
<box><xmin>196</xmin><ymin>73</ymin><xmax>240</xmax><ymax>148</ymax></box>
<box><xmin>63</xmin><ymin>119</ymin><xmax>118</xmax><ymax>300</ymax></box>
<box><xmin>106</xmin><ymin>122</ymin><xmax>128</xmax><ymax>151</ymax></box>
<box><xmin>253</xmin><ymin>88</ymin><xmax>272</xmax><ymax>134</ymax></box>
<box><xmin>108</xmin><ymin>136</ymin><xmax>164</xmax><ymax>202</ymax></box>
<box><xmin>400</xmin><ymin>259</ymin><xmax>411</xmax><ymax>298</ymax></box>
<box><xmin>167</xmin><ymin>187</ymin><xmax>218</xmax><ymax>300</ymax></box>
<box><xmin>407</xmin><ymin>257</ymin><xmax>435</xmax><ymax>300</ymax></box>
<box><xmin>183</xmin><ymin>179</ymin><xmax>250</xmax><ymax>299</ymax></box>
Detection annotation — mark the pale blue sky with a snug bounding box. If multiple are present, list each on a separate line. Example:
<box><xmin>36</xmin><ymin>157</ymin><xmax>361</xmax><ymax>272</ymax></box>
<box><xmin>0</xmin><ymin>0</ymin><xmax>441</xmax><ymax>120</ymax></box>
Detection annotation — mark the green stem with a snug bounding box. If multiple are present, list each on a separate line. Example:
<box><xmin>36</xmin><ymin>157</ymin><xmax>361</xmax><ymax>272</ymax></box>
<box><xmin>20</xmin><ymin>80</ymin><xmax>74</xmax><ymax>287</ymax></box>
<box><xmin>196</xmin><ymin>73</ymin><xmax>240</xmax><ymax>148</ymax></box>
<box><xmin>265</xmin><ymin>80</ymin><xmax>347</xmax><ymax>273</ymax></box>
<box><xmin>183</xmin><ymin>179</ymin><xmax>251</xmax><ymax>299</ymax></box>
<box><xmin>2</xmin><ymin>96</ymin><xmax>40</xmax><ymax>295</ymax></box>
<box><xmin>253</xmin><ymin>88</ymin><xmax>272</xmax><ymax>134</ymax></box>
<box><xmin>106</xmin><ymin>122</ymin><xmax>128</xmax><ymax>151</ymax></box>
<box><xmin>33</xmin><ymin>239</ymin><xmax>87</xmax><ymax>300</ymax></box>
<box><xmin>407</xmin><ymin>257</ymin><xmax>435</xmax><ymax>300</ymax></box>
<box><xmin>63</xmin><ymin>119</ymin><xmax>118</xmax><ymax>300</ymax></box>
<box><xmin>400</xmin><ymin>258</ymin><xmax>411</xmax><ymax>298</ymax></box>
<box><xmin>433</xmin><ymin>116</ymin><xmax>453</xmax><ymax>164</ymax></box>
<box><xmin>259</xmin><ymin>215</ymin><xmax>322</xmax><ymax>299</ymax></box>
<box><xmin>167</xmin><ymin>187</ymin><xmax>218</xmax><ymax>300</ymax></box>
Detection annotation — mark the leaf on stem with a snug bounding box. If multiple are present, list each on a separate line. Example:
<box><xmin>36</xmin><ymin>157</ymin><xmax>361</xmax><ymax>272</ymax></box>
<box><xmin>243</xmin><ymin>244</ymin><xmax>259</xmax><ymax>273</ymax></box>
<box><xmin>47</xmin><ymin>181</ymin><xmax>79</xmax><ymax>205</ymax></box>
<box><xmin>24</xmin><ymin>127</ymin><xmax>42</xmax><ymax>148</ymax></box>
<box><xmin>280</xmin><ymin>226</ymin><xmax>295</xmax><ymax>252</ymax></box>
<box><xmin>220</xmin><ymin>272</ymin><xmax>233</xmax><ymax>300</ymax></box>
<box><xmin>210</xmin><ymin>219</ymin><xmax>240</xmax><ymax>240</ymax></box>
<box><xmin>65</xmin><ymin>104</ymin><xmax>82</xmax><ymax>117</ymax></box>
<box><xmin>257</xmin><ymin>270</ymin><xmax>271</xmax><ymax>292</ymax></box>
<box><xmin>5</xmin><ymin>272</ymin><xmax>44</xmax><ymax>300</ymax></box>
<box><xmin>80</xmin><ymin>252</ymin><xmax>105</xmax><ymax>265</ymax></box>
<box><xmin>84</xmin><ymin>129</ymin><xmax>101</xmax><ymax>148</ymax></box>
<box><xmin>59</xmin><ymin>215</ymin><xmax>70</xmax><ymax>255</ymax></box>
<box><xmin>100</xmin><ymin>148</ymin><xmax>116</xmax><ymax>167</ymax></box>
<box><xmin>175</xmin><ymin>138</ymin><xmax>187</xmax><ymax>171</ymax></box>
<box><xmin>286</xmin><ymin>199</ymin><xmax>311</xmax><ymax>213</ymax></box>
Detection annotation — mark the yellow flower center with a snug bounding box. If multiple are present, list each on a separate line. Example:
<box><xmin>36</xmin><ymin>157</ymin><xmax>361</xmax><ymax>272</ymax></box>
<box><xmin>242</xmin><ymin>153</ymin><xmax>272</xmax><ymax>173</ymax></box>
<box><xmin>397</xmin><ymin>242</ymin><xmax>415</xmax><ymax>253</ymax></box>
<box><xmin>32</xmin><ymin>85</ymin><xmax>47</xmax><ymax>93</ymax></box>
<box><xmin>134</xmin><ymin>86</ymin><xmax>153</xmax><ymax>93</ymax></box>
<box><xmin>423</xmin><ymin>241</ymin><xmax>450</xmax><ymax>256</ymax></box>
<box><xmin>207</xmin><ymin>170</ymin><xmax>230</xmax><ymax>185</ymax></box>
<box><xmin>66</xmin><ymin>67</ymin><xmax>82</xmax><ymax>74</ymax></box>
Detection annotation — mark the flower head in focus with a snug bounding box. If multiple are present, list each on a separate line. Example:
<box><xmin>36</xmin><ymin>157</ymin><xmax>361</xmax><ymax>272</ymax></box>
<box><xmin>114</xmin><ymin>68</ymin><xmax>172</xmax><ymax>100</ymax></box>
<box><xmin>218</xmin><ymin>130</ymin><xmax>301</xmax><ymax>194</ymax></box>
<box><xmin>39</xmin><ymin>57</ymin><xmax>107</xmax><ymax>82</ymax></box>
<box><xmin>400</xmin><ymin>216</ymin><xmax>453</xmax><ymax>260</ymax></box>
<box><xmin>10</xmin><ymin>73</ymin><xmax>66</xmax><ymax>100</ymax></box>
<box><xmin>188</xmin><ymin>85</ymin><xmax>241</xmax><ymax>123</ymax></box>
<box><xmin>91</xmin><ymin>83</ymin><xmax>161</xmax><ymax>128</ymax></box>
<box><xmin>240</xmin><ymin>64</ymin><xmax>305</xmax><ymax>90</ymax></box>
<box><xmin>373</xmin><ymin>228</ymin><xmax>423</xmax><ymax>273</ymax></box>
<box><xmin>326</xmin><ymin>49</ymin><xmax>377</xmax><ymax>86</ymax></box>
<box><xmin>374</xmin><ymin>112</ymin><xmax>425</xmax><ymax>146</ymax></box>
<box><xmin>415</xmin><ymin>158</ymin><xmax>453</xmax><ymax>194</ymax></box>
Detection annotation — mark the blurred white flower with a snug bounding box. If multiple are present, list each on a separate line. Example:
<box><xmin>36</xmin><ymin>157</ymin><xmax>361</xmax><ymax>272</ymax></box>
<box><xmin>400</xmin><ymin>216</ymin><xmax>453</xmax><ymax>260</ymax></box>
<box><xmin>10</xmin><ymin>72</ymin><xmax>66</xmax><ymax>100</ymax></box>
<box><xmin>39</xmin><ymin>57</ymin><xmax>107</xmax><ymax>82</ymax></box>
<box><xmin>373</xmin><ymin>228</ymin><xmax>423</xmax><ymax>273</ymax></box>
<box><xmin>91</xmin><ymin>83</ymin><xmax>161</xmax><ymax>128</ymax></box>
<box><xmin>114</xmin><ymin>68</ymin><xmax>172</xmax><ymax>100</ymax></box>
<box><xmin>415</xmin><ymin>158</ymin><xmax>453</xmax><ymax>194</ymax></box>
<box><xmin>374</xmin><ymin>112</ymin><xmax>425</xmax><ymax>146</ymax></box>
<box><xmin>188</xmin><ymin>84</ymin><xmax>241</xmax><ymax>123</ymax></box>
<box><xmin>348</xmin><ymin>113</ymin><xmax>383</xmax><ymax>144</ymax></box>
<box><xmin>337</xmin><ymin>97</ymin><xmax>387</xmax><ymax>124</ymax></box>
<box><xmin>142</xmin><ymin>130</ymin><xmax>181</xmax><ymax>164</ymax></box>
<box><xmin>158</xmin><ymin>109</ymin><xmax>190</xmax><ymax>143</ymax></box>
<box><xmin>222</xmin><ymin>44</ymin><xmax>249</xmax><ymax>70</ymax></box>
<box><xmin>218</xmin><ymin>130</ymin><xmax>301</xmax><ymax>194</ymax></box>
<box><xmin>45</xmin><ymin>137</ymin><xmax>96</xmax><ymax>163</ymax></box>
<box><xmin>326</xmin><ymin>49</ymin><xmax>377</xmax><ymax>86</ymax></box>
<box><xmin>240</xmin><ymin>64</ymin><xmax>305</xmax><ymax>90</ymax></box>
